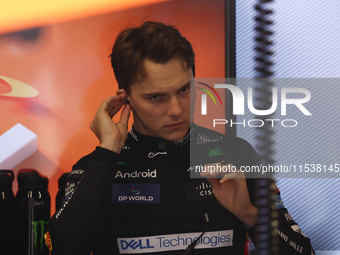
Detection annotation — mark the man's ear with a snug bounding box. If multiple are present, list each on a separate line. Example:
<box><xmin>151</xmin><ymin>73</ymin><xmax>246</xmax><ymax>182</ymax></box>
<box><xmin>116</xmin><ymin>89</ymin><xmax>131</xmax><ymax>107</ymax></box>
<box><xmin>116</xmin><ymin>89</ymin><xmax>125</xmax><ymax>95</ymax></box>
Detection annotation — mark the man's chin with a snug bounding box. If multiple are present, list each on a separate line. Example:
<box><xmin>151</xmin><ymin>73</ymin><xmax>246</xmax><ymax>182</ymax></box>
<box><xmin>162</xmin><ymin>127</ymin><xmax>189</xmax><ymax>142</ymax></box>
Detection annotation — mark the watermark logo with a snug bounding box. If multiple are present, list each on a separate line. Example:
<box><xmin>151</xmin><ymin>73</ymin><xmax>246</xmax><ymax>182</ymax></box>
<box><xmin>195</xmin><ymin>79</ymin><xmax>312</xmax><ymax>129</ymax></box>
<box><xmin>197</xmin><ymin>82</ymin><xmax>223</xmax><ymax>115</ymax></box>
<box><xmin>212</xmin><ymin>84</ymin><xmax>311</xmax><ymax>116</ymax></box>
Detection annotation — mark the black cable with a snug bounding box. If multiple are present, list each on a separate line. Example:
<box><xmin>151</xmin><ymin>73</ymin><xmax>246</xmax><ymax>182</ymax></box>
<box><xmin>130</xmin><ymin>102</ymin><xmax>209</xmax><ymax>254</ymax></box>
<box><xmin>183</xmin><ymin>223</ymin><xmax>208</xmax><ymax>255</ymax></box>
<box><xmin>126</xmin><ymin>101</ymin><xmax>209</xmax><ymax>254</ymax></box>
<box><xmin>253</xmin><ymin>1</ymin><xmax>279</xmax><ymax>255</ymax></box>
<box><xmin>183</xmin><ymin>184</ymin><xmax>210</xmax><ymax>255</ymax></box>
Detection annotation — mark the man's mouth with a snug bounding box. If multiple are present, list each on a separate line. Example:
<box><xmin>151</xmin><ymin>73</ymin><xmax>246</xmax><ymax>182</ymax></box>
<box><xmin>165</xmin><ymin>121</ymin><xmax>185</xmax><ymax>129</ymax></box>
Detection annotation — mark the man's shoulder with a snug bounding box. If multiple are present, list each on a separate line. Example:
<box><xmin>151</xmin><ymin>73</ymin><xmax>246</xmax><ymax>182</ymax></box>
<box><xmin>73</xmin><ymin>147</ymin><xmax>120</xmax><ymax>171</ymax></box>
<box><xmin>72</xmin><ymin>150</ymin><xmax>95</xmax><ymax>170</ymax></box>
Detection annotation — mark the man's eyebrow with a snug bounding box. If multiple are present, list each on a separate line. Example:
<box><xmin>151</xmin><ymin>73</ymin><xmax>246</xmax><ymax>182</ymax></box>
<box><xmin>176</xmin><ymin>81</ymin><xmax>191</xmax><ymax>93</ymax></box>
<box><xmin>142</xmin><ymin>91</ymin><xmax>168</xmax><ymax>97</ymax></box>
<box><xmin>180</xmin><ymin>81</ymin><xmax>191</xmax><ymax>89</ymax></box>
<box><xmin>142</xmin><ymin>81</ymin><xmax>191</xmax><ymax>97</ymax></box>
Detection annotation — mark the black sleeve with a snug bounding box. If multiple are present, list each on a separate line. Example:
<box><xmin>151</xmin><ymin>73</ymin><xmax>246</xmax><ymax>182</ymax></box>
<box><xmin>247</xmin><ymin>184</ymin><xmax>315</xmax><ymax>255</ymax></box>
<box><xmin>45</xmin><ymin>147</ymin><xmax>119</xmax><ymax>255</ymax></box>
<box><xmin>240</xmin><ymin>138</ymin><xmax>315</xmax><ymax>255</ymax></box>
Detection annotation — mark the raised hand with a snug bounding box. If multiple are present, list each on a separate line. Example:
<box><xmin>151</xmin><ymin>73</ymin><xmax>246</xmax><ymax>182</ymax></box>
<box><xmin>90</xmin><ymin>92</ymin><xmax>130</xmax><ymax>154</ymax></box>
<box><xmin>200</xmin><ymin>164</ymin><xmax>258</xmax><ymax>229</ymax></box>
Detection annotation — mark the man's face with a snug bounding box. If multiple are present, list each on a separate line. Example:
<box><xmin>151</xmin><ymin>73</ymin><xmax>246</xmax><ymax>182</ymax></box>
<box><xmin>128</xmin><ymin>57</ymin><xmax>193</xmax><ymax>141</ymax></box>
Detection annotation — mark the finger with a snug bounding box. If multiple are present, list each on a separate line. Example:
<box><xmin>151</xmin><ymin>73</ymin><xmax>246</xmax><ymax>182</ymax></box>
<box><xmin>206</xmin><ymin>177</ymin><xmax>221</xmax><ymax>190</ymax></box>
<box><xmin>200</xmin><ymin>171</ymin><xmax>211</xmax><ymax>178</ymax></box>
<box><xmin>119</xmin><ymin>104</ymin><xmax>131</xmax><ymax>126</ymax></box>
<box><xmin>102</xmin><ymin>94</ymin><xmax>127</xmax><ymax>116</ymax></box>
<box><xmin>98</xmin><ymin>96</ymin><xmax>121</xmax><ymax>115</ymax></box>
<box><xmin>106</xmin><ymin>95</ymin><xmax>123</xmax><ymax>108</ymax></box>
<box><xmin>219</xmin><ymin>172</ymin><xmax>239</xmax><ymax>183</ymax></box>
<box><xmin>108</xmin><ymin>100</ymin><xmax>125</xmax><ymax>118</ymax></box>
<box><xmin>200</xmin><ymin>171</ymin><xmax>220</xmax><ymax>178</ymax></box>
<box><xmin>220</xmin><ymin>172</ymin><xmax>246</xmax><ymax>185</ymax></box>
<box><xmin>220</xmin><ymin>170</ymin><xmax>245</xmax><ymax>182</ymax></box>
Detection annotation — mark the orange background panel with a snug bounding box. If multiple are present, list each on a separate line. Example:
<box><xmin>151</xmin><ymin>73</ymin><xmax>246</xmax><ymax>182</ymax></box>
<box><xmin>0</xmin><ymin>0</ymin><xmax>225</xmax><ymax>214</ymax></box>
<box><xmin>0</xmin><ymin>0</ymin><xmax>169</xmax><ymax>34</ymax></box>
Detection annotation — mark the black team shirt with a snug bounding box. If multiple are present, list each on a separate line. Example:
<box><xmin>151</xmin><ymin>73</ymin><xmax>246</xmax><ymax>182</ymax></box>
<box><xmin>47</xmin><ymin>124</ymin><xmax>314</xmax><ymax>255</ymax></box>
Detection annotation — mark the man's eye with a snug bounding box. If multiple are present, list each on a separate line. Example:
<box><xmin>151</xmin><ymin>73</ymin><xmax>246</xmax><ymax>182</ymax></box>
<box><xmin>180</xmin><ymin>86</ymin><xmax>190</xmax><ymax>93</ymax></box>
<box><xmin>150</xmin><ymin>95</ymin><xmax>160</xmax><ymax>100</ymax></box>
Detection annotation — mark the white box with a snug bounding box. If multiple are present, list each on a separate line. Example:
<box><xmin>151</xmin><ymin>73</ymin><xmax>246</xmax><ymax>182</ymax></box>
<box><xmin>0</xmin><ymin>123</ymin><xmax>37</xmax><ymax>169</ymax></box>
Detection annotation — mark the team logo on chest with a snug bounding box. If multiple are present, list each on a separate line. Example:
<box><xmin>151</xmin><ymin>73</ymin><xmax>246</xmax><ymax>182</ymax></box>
<box><xmin>185</xmin><ymin>181</ymin><xmax>214</xmax><ymax>201</ymax></box>
<box><xmin>112</xmin><ymin>183</ymin><xmax>161</xmax><ymax>204</ymax></box>
<box><xmin>114</xmin><ymin>169</ymin><xmax>157</xmax><ymax>179</ymax></box>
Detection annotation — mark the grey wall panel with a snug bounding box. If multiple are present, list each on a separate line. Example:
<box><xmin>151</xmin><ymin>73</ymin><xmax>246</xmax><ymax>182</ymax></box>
<box><xmin>236</xmin><ymin>0</ymin><xmax>340</xmax><ymax>251</ymax></box>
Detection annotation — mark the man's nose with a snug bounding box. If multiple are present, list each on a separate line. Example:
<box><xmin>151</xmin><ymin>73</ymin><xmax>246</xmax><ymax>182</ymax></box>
<box><xmin>167</xmin><ymin>96</ymin><xmax>183</xmax><ymax>116</ymax></box>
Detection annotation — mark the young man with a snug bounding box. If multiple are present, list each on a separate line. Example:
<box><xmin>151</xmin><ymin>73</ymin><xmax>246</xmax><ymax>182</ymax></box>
<box><xmin>46</xmin><ymin>21</ymin><xmax>314</xmax><ymax>254</ymax></box>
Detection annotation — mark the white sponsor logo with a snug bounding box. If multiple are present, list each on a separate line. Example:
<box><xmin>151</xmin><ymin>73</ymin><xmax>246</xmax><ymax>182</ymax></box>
<box><xmin>196</xmin><ymin>182</ymin><xmax>213</xmax><ymax>197</ymax></box>
<box><xmin>118</xmin><ymin>196</ymin><xmax>154</xmax><ymax>202</ymax></box>
<box><xmin>65</xmin><ymin>183</ymin><xmax>75</xmax><ymax>197</ymax></box>
<box><xmin>148</xmin><ymin>152</ymin><xmax>167</xmax><ymax>158</ymax></box>
<box><xmin>117</xmin><ymin>230</ymin><xmax>233</xmax><ymax>254</ymax></box>
<box><xmin>275</xmin><ymin>228</ymin><xmax>288</xmax><ymax>242</ymax></box>
<box><xmin>122</xmin><ymin>144</ymin><xmax>130</xmax><ymax>150</ymax></box>
<box><xmin>129</xmin><ymin>129</ymin><xmax>138</xmax><ymax>141</ymax></box>
<box><xmin>56</xmin><ymin>194</ymin><xmax>73</xmax><ymax>219</ymax></box>
<box><xmin>114</xmin><ymin>170</ymin><xmax>157</xmax><ymax>179</ymax></box>
<box><xmin>285</xmin><ymin>213</ymin><xmax>293</xmax><ymax>221</ymax></box>
<box><xmin>197</xmin><ymin>134</ymin><xmax>222</xmax><ymax>145</ymax></box>
<box><xmin>291</xmin><ymin>224</ymin><xmax>307</xmax><ymax>238</ymax></box>
<box><xmin>71</xmin><ymin>169</ymin><xmax>84</xmax><ymax>175</ymax></box>
<box><xmin>174</xmin><ymin>131</ymin><xmax>190</xmax><ymax>145</ymax></box>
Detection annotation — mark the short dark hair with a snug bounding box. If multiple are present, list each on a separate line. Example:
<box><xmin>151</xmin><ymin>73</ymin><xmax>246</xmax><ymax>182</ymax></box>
<box><xmin>110</xmin><ymin>21</ymin><xmax>195</xmax><ymax>94</ymax></box>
